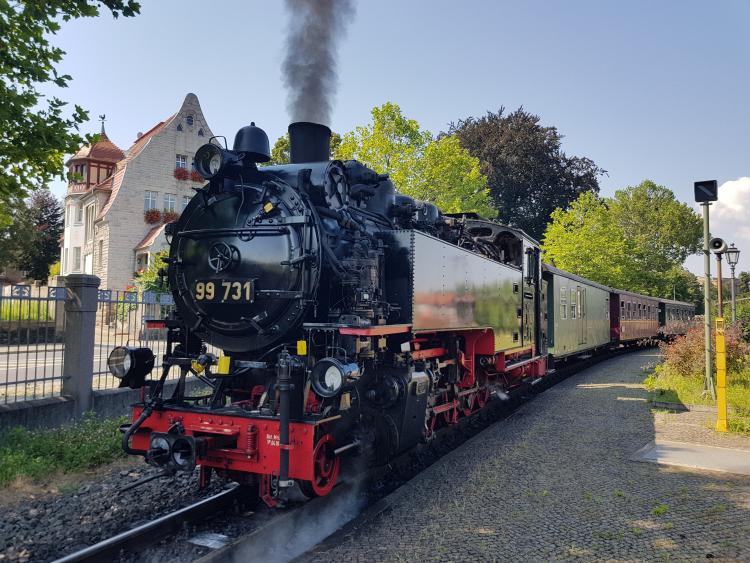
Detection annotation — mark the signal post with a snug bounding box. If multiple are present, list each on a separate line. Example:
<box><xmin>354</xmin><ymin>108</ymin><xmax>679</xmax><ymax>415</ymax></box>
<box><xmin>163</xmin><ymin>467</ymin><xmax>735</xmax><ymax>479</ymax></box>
<box><xmin>711</xmin><ymin>237</ymin><xmax>729</xmax><ymax>432</ymax></box>
<box><xmin>694</xmin><ymin>180</ymin><xmax>718</xmax><ymax>400</ymax></box>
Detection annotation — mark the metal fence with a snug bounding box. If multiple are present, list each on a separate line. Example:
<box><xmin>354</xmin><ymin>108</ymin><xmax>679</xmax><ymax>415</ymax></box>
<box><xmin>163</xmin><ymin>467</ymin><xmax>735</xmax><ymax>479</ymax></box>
<box><xmin>0</xmin><ymin>285</ymin><xmax>66</xmax><ymax>403</ymax></box>
<box><xmin>0</xmin><ymin>280</ymin><xmax>220</xmax><ymax>404</ymax></box>
<box><xmin>92</xmin><ymin>288</ymin><xmax>179</xmax><ymax>390</ymax></box>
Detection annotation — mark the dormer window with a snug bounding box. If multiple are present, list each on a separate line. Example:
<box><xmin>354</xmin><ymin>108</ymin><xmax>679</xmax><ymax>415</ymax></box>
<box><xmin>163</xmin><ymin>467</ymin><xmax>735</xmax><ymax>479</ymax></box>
<box><xmin>186</xmin><ymin>115</ymin><xmax>194</xmax><ymax>126</ymax></box>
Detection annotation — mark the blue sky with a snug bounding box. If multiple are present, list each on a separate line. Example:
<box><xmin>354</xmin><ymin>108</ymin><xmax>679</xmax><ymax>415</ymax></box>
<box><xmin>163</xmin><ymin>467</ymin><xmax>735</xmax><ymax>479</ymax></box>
<box><xmin>46</xmin><ymin>0</ymin><xmax>750</xmax><ymax>274</ymax></box>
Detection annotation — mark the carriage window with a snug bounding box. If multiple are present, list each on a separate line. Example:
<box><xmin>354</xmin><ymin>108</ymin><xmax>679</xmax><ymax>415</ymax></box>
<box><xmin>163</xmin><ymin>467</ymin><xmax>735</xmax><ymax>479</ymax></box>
<box><xmin>570</xmin><ymin>289</ymin><xmax>577</xmax><ymax>320</ymax></box>
<box><xmin>580</xmin><ymin>288</ymin><xmax>585</xmax><ymax>317</ymax></box>
<box><xmin>560</xmin><ymin>287</ymin><xmax>567</xmax><ymax>319</ymax></box>
<box><xmin>627</xmin><ymin>302</ymin><xmax>631</xmax><ymax>319</ymax></box>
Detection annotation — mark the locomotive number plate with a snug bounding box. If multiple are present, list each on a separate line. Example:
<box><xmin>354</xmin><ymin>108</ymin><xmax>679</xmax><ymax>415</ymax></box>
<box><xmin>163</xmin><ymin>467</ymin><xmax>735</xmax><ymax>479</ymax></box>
<box><xmin>194</xmin><ymin>280</ymin><xmax>254</xmax><ymax>303</ymax></box>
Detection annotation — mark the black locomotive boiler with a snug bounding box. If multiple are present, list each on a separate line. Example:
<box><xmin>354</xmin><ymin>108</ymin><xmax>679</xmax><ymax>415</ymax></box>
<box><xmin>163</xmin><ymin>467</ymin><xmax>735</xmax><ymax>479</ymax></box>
<box><xmin>111</xmin><ymin>121</ymin><xmax>690</xmax><ymax>505</ymax></box>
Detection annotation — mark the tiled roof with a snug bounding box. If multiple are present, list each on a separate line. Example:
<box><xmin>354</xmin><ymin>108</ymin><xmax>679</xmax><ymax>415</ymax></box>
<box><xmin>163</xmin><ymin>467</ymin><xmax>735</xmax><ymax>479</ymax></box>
<box><xmin>134</xmin><ymin>224</ymin><xmax>166</xmax><ymax>250</ymax></box>
<box><xmin>66</xmin><ymin>132</ymin><xmax>125</xmax><ymax>165</ymax></box>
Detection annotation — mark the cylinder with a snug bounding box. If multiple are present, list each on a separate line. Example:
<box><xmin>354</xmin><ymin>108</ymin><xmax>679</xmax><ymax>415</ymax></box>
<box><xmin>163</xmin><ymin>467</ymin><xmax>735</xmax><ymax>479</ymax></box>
<box><xmin>289</xmin><ymin>122</ymin><xmax>331</xmax><ymax>163</ymax></box>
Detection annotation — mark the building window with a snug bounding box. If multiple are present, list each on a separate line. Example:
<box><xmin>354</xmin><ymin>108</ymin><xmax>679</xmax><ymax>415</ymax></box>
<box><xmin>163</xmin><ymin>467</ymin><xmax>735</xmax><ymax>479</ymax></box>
<box><xmin>182</xmin><ymin>195</ymin><xmax>191</xmax><ymax>211</ymax></box>
<box><xmin>84</xmin><ymin>203</ymin><xmax>95</xmax><ymax>243</ymax></box>
<box><xmin>177</xmin><ymin>123</ymin><xmax>183</xmax><ymax>132</ymax></box>
<box><xmin>186</xmin><ymin>115</ymin><xmax>194</xmax><ymax>126</ymax></box>
<box><xmin>73</xmin><ymin>247</ymin><xmax>81</xmax><ymax>272</ymax></box>
<box><xmin>164</xmin><ymin>193</ymin><xmax>176</xmax><ymax>213</ymax></box>
<box><xmin>198</xmin><ymin>128</ymin><xmax>204</xmax><ymax>137</ymax></box>
<box><xmin>144</xmin><ymin>191</ymin><xmax>157</xmax><ymax>211</ymax></box>
<box><xmin>75</xmin><ymin>203</ymin><xmax>83</xmax><ymax>224</ymax></box>
<box><xmin>97</xmin><ymin>240</ymin><xmax>104</xmax><ymax>268</ymax></box>
<box><xmin>560</xmin><ymin>287</ymin><xmax>567</xmax><ymax>320</ymax></box>
<box><xmin>176</xmin><ymin>154</ymin><xmax>187</xmax><ymax>169</ymax></box>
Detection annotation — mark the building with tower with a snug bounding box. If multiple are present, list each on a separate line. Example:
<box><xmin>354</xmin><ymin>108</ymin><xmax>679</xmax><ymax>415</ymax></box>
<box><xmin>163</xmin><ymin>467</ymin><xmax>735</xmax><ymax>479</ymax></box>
<box><xmin>60</xmin><ymin>93</ymin><xmax>213</xmax><ymax>290</ymax></box>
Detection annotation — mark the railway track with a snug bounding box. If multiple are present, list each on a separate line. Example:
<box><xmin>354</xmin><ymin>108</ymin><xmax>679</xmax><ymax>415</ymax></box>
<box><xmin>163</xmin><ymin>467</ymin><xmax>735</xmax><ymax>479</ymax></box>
<box><xmin>52</xmin><ymin>346</ymin><xmax>643</xmax><ymax>563</ymax></box>
<box><xmin>52</xmin><ymin>485</ymin><xmax>243</xmax><ymax>563</ymax></box>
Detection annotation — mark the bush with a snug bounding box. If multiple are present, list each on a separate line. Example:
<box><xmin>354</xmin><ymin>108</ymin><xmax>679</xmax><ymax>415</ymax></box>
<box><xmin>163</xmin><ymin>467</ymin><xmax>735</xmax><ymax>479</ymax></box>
<box><xmin>659</xmin><ymin>323</ymin><xmax>750</xmax><ymax>379</ymax></box>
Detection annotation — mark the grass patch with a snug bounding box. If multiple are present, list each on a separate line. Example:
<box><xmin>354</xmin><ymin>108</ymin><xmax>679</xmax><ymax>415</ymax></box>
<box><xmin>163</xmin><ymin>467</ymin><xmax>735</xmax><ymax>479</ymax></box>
<box><xmin>651</xmin><ymin>503</ymin><xmax>669</xmax><ymax>517</ymax></box>
<box><xmin>644</xmin><ymin>365</ymin><xmax>750</xmax><ymax>435</ymax></box>
<box><xmin>0</xmin><ymin>300</ymin><xmax>54</xmax><ymax>321</ymax></box>
<box><xmin>0</xmin><ymin>414</ymin><xmax>126</xmax><ymax>487</ymax></box>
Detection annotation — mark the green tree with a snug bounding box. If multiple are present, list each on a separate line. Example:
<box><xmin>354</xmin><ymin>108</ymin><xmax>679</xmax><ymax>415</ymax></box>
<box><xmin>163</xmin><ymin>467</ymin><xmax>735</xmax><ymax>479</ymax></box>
<box><xmin>0</xmin><ymin>0</ymin><xmax>140</xmax><ymax>222</ymax></box>
<box><xmin>542</xmin><ymin>191</ymin><xmax>630</xmax><ymax>288</ymax></box>
<box><xmin>15</xmin><ymin>190</ymin><xmax>63</xmax><ymax>280</ymax></box>
<box><xmin>448</xmin><ymin>107</ymin><xmax>604</xmax><ymax>240</ymax></box>
<box><xmin>267</xmin><ymin>131</ymin><xmax>342</xmax><ymax>165</ymax></box>
<box><xmin>134</xmin><ymin>248</ymin><xmax>168</xmax><ymax>293</ymax></box>
<box><xmin>335</xmin><ymin>102</ymin><xmax>495</xmax><ymax>217</ymax></box>
<box><xmin>542</xmin><ymin>181</ymin><xmax>703</xmax><ymax>300</ymax></box>
<box><xmin>0</xmin><ymin>197</ymin><xmax>27</xmax><ymax>267</ymax></box>
<box><xmin>737</xmin><ymin>271</ymin><xmax>750</xmax><ymax>296</ymax></box>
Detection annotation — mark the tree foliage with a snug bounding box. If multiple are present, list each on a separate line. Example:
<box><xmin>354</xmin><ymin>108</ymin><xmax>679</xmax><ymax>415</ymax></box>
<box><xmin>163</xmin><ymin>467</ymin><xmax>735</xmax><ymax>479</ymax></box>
<box><xmin>134</xmin><ymin>248</ymin><xmax>168</xmax><ymax>293</ymax></box>
<box><xmin>542</xmin><ymin>180</ymin><xmax>703</xmax><ymax>301</ymax></box>
<box><xmin>0</xmin><ymin>0</ymin><xmax>140</xmax><ymax>222</ymax></box>
<box><xmin>448</xmin><ymin>107</ymin><xmax>604</xmax><ymax>240</ymax></box>
<box><xmin>335</xmin><ymin>102</ymin><xmax>495</xmax><ymax>217</ymax></box>
<box><xmin>738</xmin><ymin>271</ymin><xmax>750</xmax><ymax>296</ymax></box>
<box><xmin>15</xmin><ymin>190</ymin><xmax>64</xmax><ymax>281</ymax></box>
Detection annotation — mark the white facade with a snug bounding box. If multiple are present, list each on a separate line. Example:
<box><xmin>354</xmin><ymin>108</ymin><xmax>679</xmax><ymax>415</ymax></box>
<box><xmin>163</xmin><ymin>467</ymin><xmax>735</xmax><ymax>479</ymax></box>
<box><xmin>60</xmin><ymin>93</ymin><xmax>213</xmax><ymax>290</ymax></box>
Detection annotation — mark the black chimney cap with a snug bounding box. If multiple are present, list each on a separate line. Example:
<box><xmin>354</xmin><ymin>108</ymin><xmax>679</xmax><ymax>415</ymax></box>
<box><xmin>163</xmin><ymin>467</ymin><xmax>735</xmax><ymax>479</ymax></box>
<box><xmin>289</xmin><ymin>122</ymin><xmax>331</xmax><ymax>164</ymax></box>
<box><xmin>233</xmin><ymin>122</ymin><xmax>271</xmax><ymax>163</ymax></box>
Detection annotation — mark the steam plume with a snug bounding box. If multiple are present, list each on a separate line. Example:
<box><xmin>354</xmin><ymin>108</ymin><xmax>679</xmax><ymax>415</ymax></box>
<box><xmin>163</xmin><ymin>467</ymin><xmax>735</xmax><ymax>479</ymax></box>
<box><xmin>282</xmin><ymin>0</ymin><xmax>355</xmax><ymax>125</ymax></box>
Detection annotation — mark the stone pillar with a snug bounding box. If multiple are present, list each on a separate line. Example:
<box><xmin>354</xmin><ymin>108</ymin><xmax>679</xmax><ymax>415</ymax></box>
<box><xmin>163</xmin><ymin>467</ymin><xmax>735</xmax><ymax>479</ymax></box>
<box><xmin>62</xmin><ymin>274</ymin><xmax>100</xmax><ymax>416</ymax></box>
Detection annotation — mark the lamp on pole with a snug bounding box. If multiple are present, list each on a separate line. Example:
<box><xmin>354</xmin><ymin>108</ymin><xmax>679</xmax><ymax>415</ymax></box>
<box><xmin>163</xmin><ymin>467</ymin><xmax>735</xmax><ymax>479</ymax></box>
<box><xmin>725</xmin><ymin>243</ymin><xmax>740</xmax><ymax>324</ymax></box>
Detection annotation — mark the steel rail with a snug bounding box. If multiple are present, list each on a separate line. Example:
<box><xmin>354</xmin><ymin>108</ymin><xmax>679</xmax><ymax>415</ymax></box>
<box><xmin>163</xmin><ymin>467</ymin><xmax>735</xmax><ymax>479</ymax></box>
<box><xmin>52</xmin><ymin>484</ymin><xmax>241</xmax><ymax>563</ymax></box>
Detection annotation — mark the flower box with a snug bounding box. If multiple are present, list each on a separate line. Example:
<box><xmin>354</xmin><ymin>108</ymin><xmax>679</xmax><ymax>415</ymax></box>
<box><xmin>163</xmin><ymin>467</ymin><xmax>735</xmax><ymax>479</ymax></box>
<box><xmin>174</xmin><ymin>167</ymin><xmax>189</xmax><ymax>180</ymax></box>
<box><xmin>144</xmin><ymin>209</ymin><xmax>162</xmax><ymax>224</ymax></box>
<box><xmin>190</xmin><ymin>170</ymin><xmax>204</xmax><ymax>182</ymax></box>
<box><xmin>162</xmin><ymin>211</ymin><xmax>180</xmax><ymax>224</ymax></box>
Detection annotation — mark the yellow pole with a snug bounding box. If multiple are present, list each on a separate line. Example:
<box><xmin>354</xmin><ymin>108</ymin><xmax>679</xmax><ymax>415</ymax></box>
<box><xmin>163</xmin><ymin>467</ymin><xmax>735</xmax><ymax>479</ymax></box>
<box><xmin>715</xmin><ymin>317</ymin><xmax>728</xmax><ymax>432</ymax></box>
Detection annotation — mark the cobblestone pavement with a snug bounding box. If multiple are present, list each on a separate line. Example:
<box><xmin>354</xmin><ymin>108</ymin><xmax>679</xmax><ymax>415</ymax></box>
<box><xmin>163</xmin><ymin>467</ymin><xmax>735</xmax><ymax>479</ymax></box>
<box><xmin>303</xmin><ymin>350</ymin><xmax>750</xmax><ymax>562</ymax></box>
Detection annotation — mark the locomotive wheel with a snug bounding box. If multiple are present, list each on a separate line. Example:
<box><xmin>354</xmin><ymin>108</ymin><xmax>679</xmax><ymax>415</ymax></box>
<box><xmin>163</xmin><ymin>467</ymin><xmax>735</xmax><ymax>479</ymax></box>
<box><xmin>299</xmin><ymin>434</ymin><xmax>340</xmax><ymax>498</ymax></box>
<box><xmin>476</xmin><ymin>387</ymin><xmax>490</xmax><ymax>409</ymax></box>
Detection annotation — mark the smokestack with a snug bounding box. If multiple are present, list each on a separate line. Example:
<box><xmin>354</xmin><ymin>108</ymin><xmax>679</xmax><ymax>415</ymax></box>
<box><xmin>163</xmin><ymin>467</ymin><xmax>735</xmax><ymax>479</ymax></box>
<box><xmin>282</xmin><ymin>0</ymin><xmax>355</xmax><ymax>125</ymax></box>
<box><xmin>289</xmin><ymin>122</ymin><xmax>331</xmax><ymax>163</ymax></box>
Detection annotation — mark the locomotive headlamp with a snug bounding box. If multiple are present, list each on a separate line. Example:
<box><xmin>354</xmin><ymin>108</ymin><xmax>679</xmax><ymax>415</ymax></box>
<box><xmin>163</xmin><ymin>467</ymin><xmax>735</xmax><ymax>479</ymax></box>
<box><xmin>107</xmin><ymin>346</ymin><xmax>155</xmax><ymax>389</ymax></box>
<box><xmin>194</xmin><ymin>143</ymin><xmax>239</xmax><ymax>179</ymax></box>
<box><xmin>310</xmin><ymin>358</ymin><xmax>359</xmax><ymax>398</ymax></box>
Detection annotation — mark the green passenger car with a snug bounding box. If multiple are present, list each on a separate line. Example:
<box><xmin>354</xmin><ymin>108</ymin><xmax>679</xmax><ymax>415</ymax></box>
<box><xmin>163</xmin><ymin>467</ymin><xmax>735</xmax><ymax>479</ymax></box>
<box><xmin>544</xmin><ymin>265</ymin><xmax>612</xmax><ymax>359</ymax></box>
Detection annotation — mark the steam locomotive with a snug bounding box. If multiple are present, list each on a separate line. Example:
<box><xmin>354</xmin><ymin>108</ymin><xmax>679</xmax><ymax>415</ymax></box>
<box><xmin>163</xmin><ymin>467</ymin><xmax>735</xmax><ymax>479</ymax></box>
<box><xmin>111</xmin><ymin>121</ymin><xmax>693</xmax><ymax>505</ymax></box>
